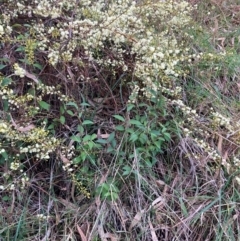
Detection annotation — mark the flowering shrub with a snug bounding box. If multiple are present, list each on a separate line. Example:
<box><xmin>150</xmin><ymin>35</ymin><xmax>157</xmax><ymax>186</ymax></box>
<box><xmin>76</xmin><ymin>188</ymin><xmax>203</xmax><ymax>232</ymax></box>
<box><xmin>0</xmin><ymin>0</ymin><xmax>240</xmax><ymax>196</ymax></box>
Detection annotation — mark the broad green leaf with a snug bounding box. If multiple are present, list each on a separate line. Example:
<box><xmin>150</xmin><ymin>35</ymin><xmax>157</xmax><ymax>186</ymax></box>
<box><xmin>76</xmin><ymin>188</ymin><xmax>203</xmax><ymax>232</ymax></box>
<box><xmin>151</xmin><ymin>130</ymin><xmax>161</xmax><ymax>136</ymax></box>
<box><xmin>127</xmin><ymin>104</ymin><xmax>135</xmax><ymax>112</ymax></box>
<box><xmin>80</xmin><ymin>102</ymin><xmax>90</xmax><ymax>107</ymax></box>
<box><xmin>96</xmin><ymin>139</ymin><xmax>108</xmax><ymax>144</ymax></box>
<box><xmin>123</xmin><ymin>165</ymin><xmax>132</xmax><ymax>176</ymax></box>
<box><xmin>27</xmin><ymin>88</ymin><xmax>35</xmax><ymax>96</ymax></box>
<box><xmin>83</xmin><ymin>134</ymin><xmax>91</xmax><ymax>142</ymax></box>
<box><xmin>33</xmin><ymin>63</ymin><xmax>43</xmax><ymax>70</ymax></box>
<box><xmin>126</xmin><ymin>128</ymin><xmax>134</xmax><ymax>133</ymax></box>
<box><xmin>0</xmin><ymin>64</ymin><xmax>7</xmax><ymax>70</ymax></box>
<box><xmin>60</xmin><ymin>105</ymin><xmax>65</xmax><ymax>114</ymax></box>
<box><xmin>107</xmin><ymin>132</ymin><xmax>115</xmax><ymax>143</ymax></box>
<box><xmin>115</xmin><ymin>125</ymin><xmax>125</xmax><ymax>131</ymax></box>
<box><xmin>66</xmin><ymin>101</ymin><xmax>78</xmax><ymax>109</ymax></box>
<box><xmin>139</xmin><ymin>133</ymin><xmax>148</xmax><ymax>144</ymax></box>
<box><xmin>38</xmin><ymin>101</ymin><xmax>50</xmax><ymax>111</ymax></box>
<box><xmin>73</xmin><ymin>155</ymin><xmax>82</xmax><ymax>164</ymax></box>
<box><xmin>129</xmin><ymin>133</ymin><xmax>138</xmax><ymax>142</ymax></box>
<box><xmin>0</xmin><ymin>57</ymin><xmax>10</xmax><ymax>63</ymax></box>
<box><xmin>163</xmin><ymin>132</ymin><xmax>171</xmax><ymax>141</ymax></box>
<box><xmin>2</xmin><ymin>196</ymin><xmax>10</xmax><ymax>201</ymax></box>
<box><xmin>1</xmin><ymin>151</ymin><xmax>8</xmax><ymax>160</ymax></box>
<box><xmin>66</xmin><ymin>110</ymin><xmax>74</xmax><ymax>116</ymax></box>
<box><xmin>1</xmin><ymin>77</ymin><xmax>12</xmax><ymax>86</ymax></box>
<box><xmin>107</xmin><ymin>146</ymin><xmax>114</xmax><ymax>153</ymax></box>
<box><xmin>113</xmin><ymin>115</ymin><xmax>125</xmax><ymax>122</ymax></box>
<box><xmin>15</xmin><ymin>46</ymin><xmax>25</xmax><ymax>51</ymax></box>
<box><xmin>77</xmin><ymin>125</ymin><xmax>84</xmax><ymax>134</ymax></box>
<box><xmin>60</xmin><ymin>116</ymin><xmax>65</xmax><ymax>124</ymax></box>
<box><xmin>130</xmin><ymin>119</ymin><xmax>143</xmax><ymax>126</ymax></box>
<box><xmin>71</xmin><ymin>135</ymin><xmax>81</xmax><ymax>142</ymax></box>
<box><xmin>88</xmin><ymin>141</ymin><xmax>94</xmax><ymax>149</ymax></box>
<box><xmin>82</xmin><ymin>120</ymin><xmax>94</xmax><ymax>125</ymax></box>
<box><xmin>91</xmin><ymin>133</ymin><xmax>97</xmax><ymax>140</ymax></box>
<box><xmin>3</xmin><ymin>100</ymin><xmax>9</xmax><ymax>111</ymax></box>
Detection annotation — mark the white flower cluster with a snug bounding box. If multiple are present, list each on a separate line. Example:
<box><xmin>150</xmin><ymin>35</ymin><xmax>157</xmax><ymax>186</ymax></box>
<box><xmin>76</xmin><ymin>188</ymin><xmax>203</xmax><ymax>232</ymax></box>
<box><xmin>194</xmin><ymin>137</ymin><xmax>221</xmax><ymax>161</ymax></box>
<box><xmin>20</xmin><ymin>173</ymin><xmax>29</xmax><ymax>189</ymax></box>
<box><xmin>211</xmin><ymin>110</ymin><xmax>231</xmax><ymax>130</ymax></box>
<box><xmin>0</xmin><ymin>172</ymin><xmax>29</xmax><ymax>191</ymax></box>
<box><xmin>0</xmin><ymin>25</ymin><xmax>4</xmax><ymax>37</ymax></box>
<box><xmin>19</xmin><ymin>135</ymin><xmax>59</xmax><ymax>160</ymax></box>
<box><xmin>171</xmin><ymin>99</ymin><xmax>199</xmax><ymax>122</ymax></box>
<box><xmin>233</xmin><ymin>156</ymin><xmax>240</xmax><ymax>166</ymax></box>
<box><xmin>128</xmin><ymin>84</ymin><xmax>140</xmax><ymax>103</ymax></box>
<box><xmin>0</xmin><ymin>122</ymin><xmax>9</xmax><ymax>134</ymax></box>
<box><xmin>182</xmin><ymin>127</ymin><xmax>192</xmax><ymax>137</ymax></box>
<box><xmin>34</xmin><ymin>0</ymin><xmax>61</xmax><ymax>18</ymax></box>
<box><xmin>14</xmin><ymin>63</ymin><xmax>26</xmax><ymax>78</ymax></box>
<box><xmin>10</xmin><ymin>160</ymin><xmax>20</xmax><ymax>171</ymax></box>
<box><xmin>36</xmin><ymin>214</ymin><xmax>50</xmax><ymax>220</ymax></box>
<box><xmin>48</xmin><ymin>49</ymin><xmax>60</xmax><ymax>66</ymax></box>
<box><xmin>62</xmin><ymin>145</ymin><xmax>76</xmax><ymax>173</ymax></box>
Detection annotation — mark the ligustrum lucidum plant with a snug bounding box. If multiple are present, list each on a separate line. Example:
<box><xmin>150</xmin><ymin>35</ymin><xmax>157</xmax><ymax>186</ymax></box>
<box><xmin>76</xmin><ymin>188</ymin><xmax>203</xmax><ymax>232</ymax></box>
<box><xmin>0</xmin><ymin>0</ymin><xmax>199</xmax><ymax>195</ymax></box>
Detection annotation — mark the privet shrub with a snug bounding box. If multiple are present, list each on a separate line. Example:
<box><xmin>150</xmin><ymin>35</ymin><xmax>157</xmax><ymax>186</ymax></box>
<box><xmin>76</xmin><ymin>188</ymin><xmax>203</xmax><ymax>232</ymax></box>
<box><xmin>0</xmin><ymin>0</ymin><xmax>240</xmax><ymax>195</ymax></box>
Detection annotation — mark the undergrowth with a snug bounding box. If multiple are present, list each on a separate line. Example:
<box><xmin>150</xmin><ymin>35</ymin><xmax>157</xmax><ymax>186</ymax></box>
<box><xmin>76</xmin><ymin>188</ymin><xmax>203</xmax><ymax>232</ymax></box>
<box><xmin>0</xmin><ymin>0</ymin><xmax>240</xmax><ymax>240</ymax></box>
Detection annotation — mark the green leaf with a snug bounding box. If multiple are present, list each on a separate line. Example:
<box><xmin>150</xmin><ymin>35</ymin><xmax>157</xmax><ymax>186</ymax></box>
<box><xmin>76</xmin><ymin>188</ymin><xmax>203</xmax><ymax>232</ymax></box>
<box><xmin>1</xmin><ymin>77</ymin><xmax>12</xmax><ymax>86</ymax></box>
<box><xmin>83</xmin><ymin>135</ymin><xmax>91</xmax><ymax>142</ymax></box>
<box><xmin>126</xmin><ymin>128</ymin><xmax>134</xmax><ymax>133</ymax></box>
<box><xmin>123</xmin><ymin>165</ymin><xmax>132</xmax><ymax>176</ymax></box>
<box><xmin>38</xmin><ymin>101</ymin><xmax>50</xmax><ymax>111</ymax></box>
<box><xmin>66</xmin><ymin>101</ymin><xmax>78</xmax><ymax>109</ymax></box>
<box><xmin>73</xmin><ymin>155</ymin><xmax>82</xmax><ymax>164</ymax></box>
<box><xmin>27</xmin><ymin>88</ymin><xmax>35</xmax><ymax>96</ymax></box>
<box><xmin>80</xmin><ymin>102</ymin><xmax>90</xmax><ymax>107</ymax></box>
<box><xmin>0</xmin><ymin>64</ymin><xmax>7</xmax><ymax>70</ymax></box>
<box><xmin>154</xmin><ymin>140</ymin><xmax>162</xmax><ymax>149</ymax></box>
<box><xmin>129</xmin><ymin>133</ymin><xmax>138</xmax><ymax>142</ymax></box>
<box><xmin>33</xmin><ymin>63</ymin><xmax>43</xmax><ymax>70</ymax></box>
<box><xmin>71</xmin><ymin>135</ymin><xmax>81</xmax><ymax>142</ymax></box>
<box><xmin>163</xmin><ymin>132</ymin><xmax>171</xmax><ymax>141</ymax></box>
<box><xmin>106</xmin><ymin>145</ymin><xmax>114</xmax><ymax>153</ymax></box>
<box><xmin>150</xmin><ymin>130</ymin><xmax>161</xmax><ymax>136</ymax></box>
<box><xmin>139</xmin><ymin>133</ymin><xmax>148</xmax><ymax>144</ymax></box>
<box><xmin>15</xmin><ymin>46</ymin><xmax>25</xmax><ymax>51</ymax></box>
<box><xmin>107</xmin><ymin>132</ymin><xmax>115</xmax><ymax>143</ymax></box>
<box><xmin>1</xmin><ymin>151</ymin><xmax>8</xmax><ymax>160</ymax></box>
<box><xmin>66</xmin><ymin>110</ymin><xmax>74</xmax><ymax>116</ymax></box>
<box><xmin>127</xmin><ymin>104</ymin><xmax>135</xmax><ymax>112</ymax></box>
<box><xmin>130</xmin><ymin>119</ymin><xmax>143</xmax><ymax>126</ymax></box>
<box><xmin>60</xmin><ymin>105</ymin><xmax>65</xmax><ymax>115</ymax></box>
<box><xmin>3</xmin><ymin>99</ymin><xmax>9</xmax><ymax>111</ymax></box>
<box><xmin>60</xmin><ymin>116</ymin><xmax>65</xmax><ymax>124</ymax></box>
<box><xmin>47</xmin><ymin>123</ymin><xmax>55</xmax><ymax>130</ymax></box>
<box><xmin>88</xmin><ymin>141</ymin><xmax>94</xmax><ymax>149</ymax></box>
<box><xmin>80</xmin><ymin>152</ymin><xmax>87</xmax><ymax>161</ymax></box>
<box><xmin>113</xmin><ymin>115</ymin><xmax>125</xmax><ymax>122</ymax></box>
<box><xmin>2</xmin><ymin>196</ymin><xmax>10</xmax><ymax>201</ymax></box>
<box><xmin>77</xmin><ymin>125</ymin><xmax>84</xmax><ymax>134</ymax></box>
<box><xmin>115</xmin><ymin>125</ymin><xmax>125</xmax><ymax>131</ymax></box>
<box><xmin>82</xmin><ymin>120</ymin><xmax>94</xmax><ymax>125</ymax></box>
<box><xmin>96</xmin><ymin>139</ymin><xmax>108</xmax><ymax>144</ymax></box>
<box><xmin>91</xmin><ymin>134</ymin><xmax>97</xmax><ymax>140</ymax></box>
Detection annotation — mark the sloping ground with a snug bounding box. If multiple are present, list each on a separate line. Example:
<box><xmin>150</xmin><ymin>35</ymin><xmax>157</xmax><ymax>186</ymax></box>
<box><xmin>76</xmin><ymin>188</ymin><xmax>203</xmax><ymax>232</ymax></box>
<box><xmin>0</xmin><ymin>0</ymin><xmax>240</xmax><ymax>240</ymax></box>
